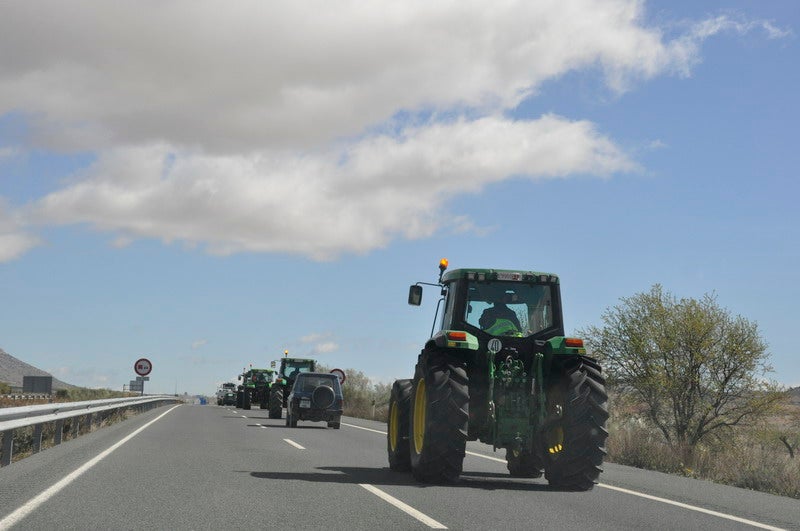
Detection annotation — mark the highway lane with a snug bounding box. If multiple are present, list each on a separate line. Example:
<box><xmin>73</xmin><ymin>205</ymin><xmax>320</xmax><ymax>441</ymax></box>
<box><xmin>1</xmin><ymin>404</ymin><xmax>797</xmax><ymax>530</ymax></box>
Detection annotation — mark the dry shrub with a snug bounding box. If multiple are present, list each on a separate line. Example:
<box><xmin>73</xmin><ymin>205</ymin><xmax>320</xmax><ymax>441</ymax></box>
<box><xmin>608</xmin><ymin>421</ymin><xmax>800</xmax><ymax>499</ymax></box>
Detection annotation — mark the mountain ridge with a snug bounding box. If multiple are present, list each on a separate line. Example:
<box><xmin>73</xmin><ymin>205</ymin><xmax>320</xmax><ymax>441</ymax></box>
<box><xmin>0</xmin><ymin>347</ymin><xmax>76</xmax><ymax>390</ymax></box>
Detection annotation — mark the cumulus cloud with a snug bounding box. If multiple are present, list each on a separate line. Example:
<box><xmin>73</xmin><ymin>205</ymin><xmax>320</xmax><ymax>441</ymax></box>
<box><xmin>299</xmin><ymin>333</ymin><xmax>339</xmax><ymax>355</ymax></box>
<box><xmin>0</xmin><ymin>201</ymin><xmax>39</xmax><ymax>262</ymax></box>
<box><xmin>0</xmin><ymin>1</ymin><xmax>785</xmax><ymax>259</ymax></box>
<box><xmin>29</xmin><ymin>115</ymin><xmax>634</xmax><ymax>259</ymax></box>
<box><xmin>0</xmin><ymin>0</ymin><xmax>709</xmax><ymax>152</ymax></box>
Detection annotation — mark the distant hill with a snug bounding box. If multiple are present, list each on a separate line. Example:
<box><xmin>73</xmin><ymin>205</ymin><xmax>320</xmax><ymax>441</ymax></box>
<box><xmin>0</xmin><ymin>347</ymin><xmax>77</xmax><ymax>390</ymax></box>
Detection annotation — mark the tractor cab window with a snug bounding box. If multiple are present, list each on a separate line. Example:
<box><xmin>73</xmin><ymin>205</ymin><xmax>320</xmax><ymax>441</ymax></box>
<box><xmin>438</xmin><ymin>284</ymin><xmax>457</xmax><ymax>332</ymax></box>
<box><xmin>281</xmin><ymin>361</ymin><xmax>314</xmax><ymax>379</ymax></box>
<box><xmin>464</xmin><ymin>281</ymin><xmax>554</xmax><ymax>337</ymax></box>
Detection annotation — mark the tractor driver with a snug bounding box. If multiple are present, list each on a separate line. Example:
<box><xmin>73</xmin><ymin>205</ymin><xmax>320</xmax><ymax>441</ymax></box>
<box><xmin>479</xmin><ymin>292</ymin><xmax>521</xmax><ymax>334</ymax></box>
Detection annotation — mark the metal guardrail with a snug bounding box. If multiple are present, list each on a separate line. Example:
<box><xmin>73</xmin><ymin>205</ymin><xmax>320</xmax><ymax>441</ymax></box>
<box><xmin>0</xmin><ymin>395</ymin><xmax>181</xmax><ymax>466</ymax></box>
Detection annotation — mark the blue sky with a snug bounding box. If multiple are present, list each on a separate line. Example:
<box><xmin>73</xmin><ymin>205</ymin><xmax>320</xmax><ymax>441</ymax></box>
<box><xmin>1</xmin><ymin>1</ymin><xmax>798</xmax><ymax>394</ymax></box>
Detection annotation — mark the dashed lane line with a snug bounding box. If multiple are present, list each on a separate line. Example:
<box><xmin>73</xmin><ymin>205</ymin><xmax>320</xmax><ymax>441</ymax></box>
<box><xmin>283</xmin><ymin>438</ymin><xmax>305</xmax><ymax>450</ymax></box>
<box><xmin>359</xmin><ymin>484</ymin><xmax>447</xmax><ymax>529</ymax></box>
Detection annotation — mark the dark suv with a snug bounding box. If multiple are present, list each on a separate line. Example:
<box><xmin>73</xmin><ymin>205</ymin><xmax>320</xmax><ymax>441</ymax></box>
<box><xmin>221</xmin><ymin>391</ymin><xmax>236</xmax><ymax>406</ymax></box>
<box><xmin>286</xmin><ymin>372</ymin><xmax>343</xmax><ymax>429</ymax></box>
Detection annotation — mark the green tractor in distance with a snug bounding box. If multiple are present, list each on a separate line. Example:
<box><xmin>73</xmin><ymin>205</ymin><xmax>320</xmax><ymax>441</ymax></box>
<box><xmin>268</xmin><ymin>353</ymin><xmax>316</xmax><ymax>419</ymax></box>
<box><xmin>236</xmin><ymin>368</ymin><xmax>275</xmax><ymax>410</ymax></box>
<box><xmin>388</xmin><ymin>259</ymin><xmax>608</xmax><ymax>490</ymax></box>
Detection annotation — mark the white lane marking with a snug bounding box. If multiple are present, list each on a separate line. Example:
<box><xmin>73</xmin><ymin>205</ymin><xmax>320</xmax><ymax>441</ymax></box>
<box><xmin>359</xmin><ymin>484</ymin><xmax>447</xmax><ymax>529</ymax></box>
<box><xmin>465</xmin><ymin>450</ymin><xmax>506</xmax><ymax>463</ymax></box>
<box><xmin>597</xmin><ymin>484</ymin><xmax>786</xmax><ymax>531</ymax></box>
<box><xmin>240</xmin><ymin>415</ymin><xmax>247</xmax><ymax>419</ymax></box>
<box><xmin>341</xmin><ymin>422</ymin><xmax>385</xmax><ymax>435</ymax></box>
<box><xmin>0</xmin><ymin>405</ymin><xmax>181</xmax><ymax>531</ymax></box>
<box><xmin>342</xmin><ymin>423</ymin><xmax>507</xmax><ymax>464</ymax></box>
<box><xmin>283</xmin><ymin>438</ymin><xmax>305</xmax><ymax>450</ymax></box>
<box><xmin>343</xmin><ymin>421</ymin><xmax>784</xmax><ymax>530</ymax></box>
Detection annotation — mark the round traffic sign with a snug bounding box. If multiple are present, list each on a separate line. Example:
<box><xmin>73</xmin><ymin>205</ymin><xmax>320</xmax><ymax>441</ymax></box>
<box><xmin>134</xmin><ymin>358</ymin><xmax>152</xmax><ymax>376</ymax></box>
<box><xmin>330</xmin><ymin>368</ymin><xmax>346</xmax><ymax>385</ymax></box>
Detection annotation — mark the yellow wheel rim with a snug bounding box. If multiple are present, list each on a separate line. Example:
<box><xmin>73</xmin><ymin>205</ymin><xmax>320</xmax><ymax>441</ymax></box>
<box><xmin>413</xmin><ymin>378</ymin><xmax>427</xmax><ymax>454</ymax></box>
<box><xmin>389</xmin><ymin>401</ymin><xmax>399</xmax><ymax>452</ymax></box>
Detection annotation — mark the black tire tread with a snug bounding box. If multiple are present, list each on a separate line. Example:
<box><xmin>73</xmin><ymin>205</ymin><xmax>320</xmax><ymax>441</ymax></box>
<box><xmin>387</xmin><ymin>379</ymin><xmax>413</xmax><ymax>471</ymax></box>
<box><xmin>269</xmin><ymin>387</ymin><xmax>283</xmax><ymax>419</ymax></box>
<box><xmin>544</xmin><ymin>356</ymin><xmax>609</xmax><ymax>491</ymax></box>
<box><xmin>410</xmin><ymin>353</ymin><xmax>469</xmax><ymax>483</ymax></box>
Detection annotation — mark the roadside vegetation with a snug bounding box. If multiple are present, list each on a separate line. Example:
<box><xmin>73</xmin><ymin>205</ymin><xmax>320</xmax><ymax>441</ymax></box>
<box><xmin>578</xmin><ymin>284</ymin><xmax>798</xmax><ymax>498</ymax></box>
<box><xmin>0</xmin><ymin>385</ymin><xmax>135</xmax><ymax>409</ymax></box>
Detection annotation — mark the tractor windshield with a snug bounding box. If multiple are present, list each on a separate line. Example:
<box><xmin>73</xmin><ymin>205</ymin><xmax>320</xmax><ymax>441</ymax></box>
<box><xmin>464</xmin><ymin>281</ymin><xmax>554</xmax><ymax>337</ymax></box>
<box><xmin>281</xmin><ymin>360</ymin><xmax>315</xmax><ymax>378</ymax></box>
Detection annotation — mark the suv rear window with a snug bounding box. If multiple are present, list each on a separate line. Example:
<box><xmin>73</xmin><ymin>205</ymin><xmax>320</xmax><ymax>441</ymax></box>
<box><xmin>297</xmin><ymin>375</ymin><xmax>338</xmax><ymax>392</ymax></box>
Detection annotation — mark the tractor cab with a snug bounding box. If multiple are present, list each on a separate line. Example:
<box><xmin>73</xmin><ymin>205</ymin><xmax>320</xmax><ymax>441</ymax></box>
<box><xmin>410</xmin><ymin>263</ymin><xmax>565</xmax><ymax>341</ymax></box>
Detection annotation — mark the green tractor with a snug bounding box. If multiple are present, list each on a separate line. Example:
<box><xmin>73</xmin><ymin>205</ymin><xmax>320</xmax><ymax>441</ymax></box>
<box><xmin>268</xmin><ymin>353</ymin><xmax>317</xmax><ymax>419</ymax></box>
<box><xmin>388</xmin><ymin>259</ymin><xmax>608</xmax><ymax>490</ymax></box>
<box><xmin>236</xmin><ymin>368</ymin><xmax>275</xmax><ymax>410</ymax></box>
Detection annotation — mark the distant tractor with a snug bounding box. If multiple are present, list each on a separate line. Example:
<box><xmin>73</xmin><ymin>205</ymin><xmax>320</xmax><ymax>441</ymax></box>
<box><xmin>236</xmin><ymin>368</ymin><xmax>275</xmax><ymax>410</ymax></box>
<box><xmin>268</xmin><ymin>353</ymin><xmax>317</xmax><ymax>419</ymax></box>
<box><xmin>388</xmin><ymin>259</ymin><xmax>608</xmax><ymax>490</ymax></box>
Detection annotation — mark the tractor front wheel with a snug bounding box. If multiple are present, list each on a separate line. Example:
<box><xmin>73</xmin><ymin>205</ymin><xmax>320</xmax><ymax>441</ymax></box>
<box><xmin>387</xmin><ymin>379</ymin><xmax>413</xmax><ymax>471</ymax></box>
<box><xmin>543</xmin><ymin>356</ymin><xmax>609</xmax><ymax>491</ymax></box>
<box><xmin>409</xmin><ymin>353</ymin><xmax>468</xmax><ymax>483</ymax></box>
<box><xmin>269</xmin><ymin>387</ymin><xmax>283</xmax><ymax>419</ymax></box>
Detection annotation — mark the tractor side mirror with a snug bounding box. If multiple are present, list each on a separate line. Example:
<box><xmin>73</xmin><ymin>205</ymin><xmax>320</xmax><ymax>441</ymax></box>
<box><xmin>238</xmin><ymin>375</ymin><xmax>242</xmax><ymax>380</ymax></box>
<box><xmin>408</xmin><ymin>285</ymin><xmax>423</xmax><ymax>306</ymax></box>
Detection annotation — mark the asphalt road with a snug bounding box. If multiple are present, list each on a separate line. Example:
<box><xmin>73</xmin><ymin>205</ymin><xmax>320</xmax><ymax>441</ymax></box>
<box><xmin>1</xmin><ymin>404</ymin><xmax>797</xmax><ymax>530</ymax></box>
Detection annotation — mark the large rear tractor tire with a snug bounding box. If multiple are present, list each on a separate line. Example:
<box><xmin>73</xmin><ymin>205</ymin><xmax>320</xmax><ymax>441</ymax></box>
<box><xmin>543</xmin><ymin>356</ymin><xmax>609</xmax><ymax>491</ymax></box>
<box><xmin>269</xmin><ymin>387</ymin><xmax>283</xmax><ymax>419</ymax></box>
<box><xmin>506</xmin><ymin>448</ymin><xmax>543</xmax><ymax>478</ymax></box>
<box><xmin>243</xmin><ymin>390</ymin><xmax>251</xmax><ymax>410</ymax></box>
<box><xmin>409</xmin><ymin>354</ymin><xmax>469</xmax><ymax>483</ymax></box>
<box><xmin>387</xmin><ymin>379</ymin><xmax>413</xmax><ymax>471</ymax></box>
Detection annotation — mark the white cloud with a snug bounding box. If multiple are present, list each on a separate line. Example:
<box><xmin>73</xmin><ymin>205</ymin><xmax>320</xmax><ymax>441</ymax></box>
<box><xmin>191</xmin><ymin>339</ymin><xmax>208</xmax><ymax>350</ymax></box>
<box><xmin>298</xmin><ymin>333</ymin><xmax>339</xmax><ymax>355</ymax></box>
<box><xmin>311</xmin><ymin>342</ymin><xmax>339</xmax><ymax>356</ymax></box>
<box><xmin>0</xmin><ymin>1</ymin><xmax>786</xmax><ymax>259</ymax></box>
<box><xmin>0</xmin><ymin>0</ymin><xmax>707</xmax><ymax>152</ymax></box>
<box><xmin>0</xmin><ymin>201</ymin><xmax>39</xmax><ymax>262</ymax></box>
<box><xmin>30</xmin><ymin>115</ymin><xmax>634</xmax><ymax>259</ymax></box>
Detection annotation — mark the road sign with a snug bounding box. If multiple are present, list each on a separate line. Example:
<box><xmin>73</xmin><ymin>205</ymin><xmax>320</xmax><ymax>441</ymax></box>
<box><xmin>136</xmin><ymin>376</ymin><xmax>150</xmax><ymax>382</ymax></box>
<box><xmin>330</xmin><ymin>368</ymin><xmax>346</xmax><ymax>385</ymax></box>
<box><xmin>134</xmin><ymin>358</ymin><xmax>152</xmax><ymax>376</ymax></box>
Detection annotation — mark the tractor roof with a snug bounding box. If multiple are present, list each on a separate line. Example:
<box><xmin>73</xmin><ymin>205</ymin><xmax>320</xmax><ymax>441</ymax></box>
<box><xmin>441</xmin><ymin>268</ymin><xmax>559</xmax><ymax>284</ymax></box>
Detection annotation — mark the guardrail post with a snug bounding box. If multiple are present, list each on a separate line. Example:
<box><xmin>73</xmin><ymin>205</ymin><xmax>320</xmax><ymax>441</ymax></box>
<box><xmin>1</xmin><ymin>429</ymin><xmax>13</xmax><ymax>466</ymax></box>
<box><xmin>55</xmin><ymin>419</ymin><xmax>64</xmax><ymax>445</ymax></box>
<box><xmin>33</xmin><ymin>424</ymin><xmax>43</xmax><ymax>453</ymax></box>
<box><xmin>71</xmin><ymin>418</ymin><xmax>79</xmax><ymax>439</ymax></box>
<box><xmin>86</xmin><ymin>413</ymin><xmax>94</xmax><ymax>433</ymax></box>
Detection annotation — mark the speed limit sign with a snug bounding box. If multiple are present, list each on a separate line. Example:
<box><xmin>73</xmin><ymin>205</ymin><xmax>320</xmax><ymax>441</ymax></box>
<box><xmin>134</xmin><ymin>358</ymin><xmax>152</xmax><ymax>376</ymax></box>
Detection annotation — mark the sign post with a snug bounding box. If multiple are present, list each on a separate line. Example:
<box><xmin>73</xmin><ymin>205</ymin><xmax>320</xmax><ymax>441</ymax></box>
<box><xmin>134</xmin><ymin>358</ymin><xmax>153</xmax><ymax>395</ymax></box>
